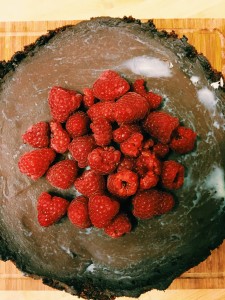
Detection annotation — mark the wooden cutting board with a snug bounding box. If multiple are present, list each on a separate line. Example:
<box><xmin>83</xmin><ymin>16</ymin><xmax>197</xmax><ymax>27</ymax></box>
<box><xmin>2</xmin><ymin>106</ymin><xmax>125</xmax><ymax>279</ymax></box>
<box><xmin>0</xmin><ymin>19</ymin><xmax>225</xmax><ymax>297</ymax></box>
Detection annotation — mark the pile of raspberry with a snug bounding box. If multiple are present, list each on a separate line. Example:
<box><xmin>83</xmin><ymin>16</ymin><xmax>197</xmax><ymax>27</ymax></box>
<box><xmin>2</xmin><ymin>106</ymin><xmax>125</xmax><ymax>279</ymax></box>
<box><xmin>18</xmin><ymin>70</ymin><xmax>197</xmax><ymax>238</ymax></box>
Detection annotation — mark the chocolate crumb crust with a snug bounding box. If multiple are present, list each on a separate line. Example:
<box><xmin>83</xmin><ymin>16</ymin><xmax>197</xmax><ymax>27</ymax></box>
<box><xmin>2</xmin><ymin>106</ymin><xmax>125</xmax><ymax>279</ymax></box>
<box><xmin>0</xmin><ymin>17</ymin><xmax>225</xmax><ymax>300</ymax></box>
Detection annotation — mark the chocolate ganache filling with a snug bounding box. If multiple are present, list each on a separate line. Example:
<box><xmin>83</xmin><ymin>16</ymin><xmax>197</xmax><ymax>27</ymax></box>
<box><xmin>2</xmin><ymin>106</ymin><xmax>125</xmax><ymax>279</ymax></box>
<box><xmin>0</xmin><ymin>17</ymin><xmax>225</xmax><ymax>299</ymax></box>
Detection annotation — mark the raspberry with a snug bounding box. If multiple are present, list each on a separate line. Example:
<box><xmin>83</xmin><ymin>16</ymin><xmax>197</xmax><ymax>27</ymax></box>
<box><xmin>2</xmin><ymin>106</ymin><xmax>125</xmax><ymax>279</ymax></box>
<box><xmin>87</xmin><ymin>101</ymin><xmax>115</xmax><ymax>122</ymax></box>
<box><xmin>133</xmin><ymin>79</ymin><xmax>146</xmax><ymax>95</ymax></box>
<box><xmin>68</xmin><ymin>135</ymin><xmax>96</xmax><ymax>168</ymax></box>
<box><xmin>92</xmin><ymin>70</ymin><xmax>130</xmax><ymax>102</ymax></box>
<box><xmin>114</xmin><ymin>92</ymin><xmax>149</xmax><ymax>124</ymax></box>
<box><xmin>120</xmin><ymin>132</ymin><xmax>143</xmax><ymax>157</ymax></box>
<box><xmin>141</xmin><ymin>171</ymin><xmax>159</xmax><ymax>190</ymax></box>
<box><xmin>68</xmin><ymin>196</ymin><xmax>91</xmax><ymax>229</ymax></box>
<box><xmin>88</xmin><ymin>147</ymin><xmax>121</xmax><ymax>174</ymax></box>
<box><xmin>37</xmin><ymin>192</ymin><xmax>69</xmax><ymax>227</ymax></box>
<box><xmin>170</xmin><ymin>126</ymin><xmax>197</xmax><ymax>154</ymax></box>
<box><xmin>18</xmin><ymin>148</ymin><xmax>56</xmax><ymax>180</ymax></box>
<box><xmin>22</xmin><ymin>121</ymin><xmax>49</xmax><ymax>148</ymax></box>
<box><xmin>90</xmin><ymin>117</ymin><xmax>112</xmax><ymax>146</ymax></box>
<box><xmin>153</xmin><ymin>143</ymin><xmax>170</xmax><ymax>158</ymax></box>
<box><xmin>133</xmin><ymin>79</ymin><xmax>163</xmax><ymax>110</ymax></box>
<box><xmin>132</xmin><ymin>189</ymin><xmax>175</xmax><ymax>219</ymax></box>
<box><xmin>50</xmin><ymin>121</ymin><xmax>70</xmax><ymax>153</ymax></box>
<box><xmin>74</xmin><ymin>170</ymin><xmax>105</xmax><ymax>197</ymax></box>
<box><xmin>132</xmin><ymin>189</ymin><xmax>161</xmax><ymax>219</ymax></box>
<box><xmin>83</xmin><ymin>88</ymin><xmax>96</xmax><ymax>108</ymax></box>
<box><xmin>159</xmin><ymin>192</ymin><xmax>175</xmax><ymax>214</ymax></box>
<box><xmin>107</xmin><ymin>170</ymin><xmax>138</xmax><ymax>198</ymax></box>
<box><xmin>65</xmin><ymin>111</ymin><xmax>90</xmax><ymax>138</ymax></box>
<box><xmin>104</xmin><ymin>214</ymin><xmax>132</xmax><ymax>238</ymax></box>
<box><xmin>48</xmin><ymin>86</ymin><xmax>82</xmax><ymax>123</ymax></box>
<box><xmin>136</xmin><ymin>151</ymin><xmax>161</xmax><ymax>190</ymax></box>
<box><xmin>136</xmin><ymin>151</ymin><xmax>161</xmax><ymax>176</ymax></box>
<box><xmin>117</xmin><ymin>157</ymin><xmax>136</xmax><ymax>172</ymax></box>
<box><xmin>88</xmin><ymin>195</ymin><xmax>120</xmax><ymax>228</ymax></box>
<box><xmin>113</xmin><ymin>124</ymin><xmax>141</xmax><ymax>143</ymax></box>
<box><xmin>146</xmin><ymin>92</ymin><xmax>163</xmax><ymax>110</ymax></box>
<box><xmin>46</xmin><ymin>159</ymin><xmax>78</xmax><ymax>189</ymax></box>
<box><xmin>161</xmin><ymin>160</ymin><xmax>185</xmax><ymax>190</ymax></box>
<box><xmin>144</xmin><ymin>111</ymin><xmax>179</xmax><ymax>144</ymax></box>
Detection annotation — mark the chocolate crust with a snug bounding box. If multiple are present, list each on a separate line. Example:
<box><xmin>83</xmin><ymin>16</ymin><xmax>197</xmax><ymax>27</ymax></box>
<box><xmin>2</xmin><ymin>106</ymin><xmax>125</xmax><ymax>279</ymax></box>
<box><xmin>0</xmin><ymin>17</ymin><xmax>225</xmax><ymax>300</ymax></box>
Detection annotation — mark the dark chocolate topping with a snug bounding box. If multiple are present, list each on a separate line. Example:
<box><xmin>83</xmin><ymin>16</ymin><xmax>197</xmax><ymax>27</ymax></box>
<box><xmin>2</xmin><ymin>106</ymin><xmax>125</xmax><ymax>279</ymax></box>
<box><xmin>0</xmin><ymin>17</ymin><xmax>225</xmax><ymax>299</ymax></box>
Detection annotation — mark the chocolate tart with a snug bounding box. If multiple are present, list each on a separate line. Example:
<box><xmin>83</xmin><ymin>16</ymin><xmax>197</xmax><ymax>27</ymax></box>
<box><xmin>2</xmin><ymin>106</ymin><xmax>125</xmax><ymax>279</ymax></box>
<box><xmin>0</xmin><ymin>17</ymin><xmax>225</xmax><ymax>299</ymax></box>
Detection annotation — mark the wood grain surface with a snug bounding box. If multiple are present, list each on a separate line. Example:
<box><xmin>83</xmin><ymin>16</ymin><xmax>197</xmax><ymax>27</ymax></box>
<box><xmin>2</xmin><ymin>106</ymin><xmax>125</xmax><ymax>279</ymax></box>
<box><xmin>0</xmin><ymin>19</ymin><xmax>225</xmax><ymax>299</ymax></box>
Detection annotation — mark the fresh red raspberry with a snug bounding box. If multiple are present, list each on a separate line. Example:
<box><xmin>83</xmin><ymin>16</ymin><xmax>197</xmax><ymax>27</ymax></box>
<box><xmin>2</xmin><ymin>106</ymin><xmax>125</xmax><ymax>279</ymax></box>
<box><xmin>133</xmin><ymin>79</ymin><xmax>146</xmax><ymax>95</ymax></box>
<box><xmin>92</xmin><ymin>70</ymin><xmax>130</xmax><ymax>102</ymax></box>
<box><xmin>104</xmin><ymin>214</ymin><xmax>132</xmax><ymax>238</ymax></box>
<box><xmin>153</xmin><ymin>143</ymin><xmax>170</xmax><ymax>158</ymax></box>
<box><xmin>136</xmin><ymin>151</ymin><xmax>161</xmax><ymax>177</ymax></box>
<box><xmin>161</xmin><ymin>160</ymin><xmax>185</xmax><ymax>190</ymax></box>
<box><xmin>48</xmin><ymin>86</ymin><xmax>82</xmax><ymax>122</ymax></box>
<box><xmin>112</xmin><ymin>124</ymin><xmax>141</xmax><ymax>143</ymax></box>
<box><xmin>83</xmin><ymin>88</ymin><xmax>96</xmax><ymax>108</ymax></box>
<box><xmin>88</xmin><ymin>147</ymin><xmax>121</xmax><ymax>174</ymax></box>
<box><xmin>46</xmin><ymin>159</ymin><xmax>78</xmax><ymax>189</ymax></box>
<box><xmin>144</xmin><ymin>111</ymin><xmax>179</xmax><ymax>144</ymax></box>
<box><xmin>146</xmin><ymin>92</ymin><xmax>163</xmax><ymax>110</ymax></box>
<box><xmin>88</xmin><ymin>195</ymin><xmax>120</xmax><ymax>228</ymax></box>
<box><xmin>140</xmin><ymin>171</ymin><xmax>159</xmax><ymax>190</ymax></box>
<box><xmin>159</xmin><ymin>192</ymin><xmax>175</xmax><ymax>214</ymax></box>
<box><xmin>117</xmin><ymin>157</ymin><xmax>136</xmax><ymax>172</ymax></box>
<box><xmin>107</xmin><ymin>170</ymin><xmax>139</xmax><ymax>198</ymax></box>
<box><xmin>68</xmin><ymin>135</ymin><xmax>96</xmax><ymax>168</ymax></box>
<box><xmin>132</xmin><ymin>189</ymin><xmax>161</xmax><ymax>219</ymax></box>
<box><xmin>114</xmin><ymin>92</ymin><xmax>149</xmax><ymax>124</ymax></box>
<box><xmin>65</xmin><ymin>111</ymin><xmax>90</xmax><ymax>138</ymax></box>
<box><xmin>90</xmin><ymin>117</ymin><xmax>112</xmax><ymax>146</ymax></box>
<box><xmin>120</xmin><ymin>132</ymin><xmax>143</xmax><ymax>157</ymax></box>
<box><xmin>87</xmin><ymin>101</ymin><xmax>115</xmax><ymax>122</ymax></box>
<box><xmin>22</xmin><ymin>121</ymin><xmax>49</xmax><ymax>148</ymax></box>
<box><xmin>50</xmin><ymin>121</ymin><xmax>70</xmax><ymax>153</ymax></box>
<box><xmin>132</xmin><ymin>189</ymin><xmax>175</xmax><ymax>219</ymax></box>
<box><xmin>68</xmin><ymin>196</ymin><xmax>91</xmax><ymax>229</ymax></box>
<box><xmin>136</xmin><ymin>151</ymin><xmax>161</xmax><ymax>190</ymax></box>
<box><xmin>18</xmin><ymin>148</ymin><xmax>56</xmax><ymax>180</ymax></box>
<box><xmin>74</xmin><ymin>170</ymin><xmax>105</xmax><ymax>197</ymax></box>
<box><xmin>133</xmin><ymin>79</ymin><xmax>163</xmax><ymax>110</ymax></box>
<box><xmin>37</xmin><ymin>192</ymin><xmax>69</xmax><ymax>227</ymax></box>
<box><xmin>170</xmin><ymin>126</ymin><xmax>197</xmax><ymax>154</ymax></box>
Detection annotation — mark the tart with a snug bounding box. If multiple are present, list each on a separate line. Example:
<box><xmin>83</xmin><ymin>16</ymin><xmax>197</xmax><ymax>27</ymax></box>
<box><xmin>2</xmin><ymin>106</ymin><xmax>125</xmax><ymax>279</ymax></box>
<box><xmin>0</xmin><ymin>17</ymin><xmax>225</xmax><ymax>299</ymax></box>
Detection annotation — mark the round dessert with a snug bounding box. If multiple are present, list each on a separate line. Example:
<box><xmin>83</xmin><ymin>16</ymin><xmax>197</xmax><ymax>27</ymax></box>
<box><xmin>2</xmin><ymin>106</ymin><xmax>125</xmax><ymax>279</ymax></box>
<box><xmin>0</xmin><ymin>17</ymin><xmax>225</xmax><ymax>300</ymax></box>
